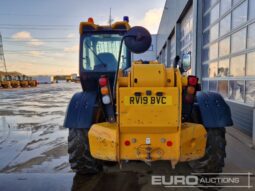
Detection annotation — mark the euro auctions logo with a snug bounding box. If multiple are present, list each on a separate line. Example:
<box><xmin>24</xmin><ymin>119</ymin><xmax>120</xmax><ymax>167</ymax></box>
<box><xmin>151</xmin><ymin>173</ymin><xmax>253</xmax><ymax>188</ymax></box>
<box><xmin>152</xmin><ymin>175</ymin><xmax>198</xmax><ymax>186</ymax></box>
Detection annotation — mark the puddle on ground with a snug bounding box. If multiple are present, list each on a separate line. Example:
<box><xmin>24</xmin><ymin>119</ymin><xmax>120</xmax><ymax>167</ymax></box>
<box><xmin>0</xmin><ymin>83</ymin><xmax>81</xmax><ymax>173</ymax></box>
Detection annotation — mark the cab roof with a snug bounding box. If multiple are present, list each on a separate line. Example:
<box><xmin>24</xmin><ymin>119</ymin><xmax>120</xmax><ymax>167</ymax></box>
<box><xmin>79</xmin><ymin>21</ymin><xmax>130</xmax><ymax>35</ymax></box>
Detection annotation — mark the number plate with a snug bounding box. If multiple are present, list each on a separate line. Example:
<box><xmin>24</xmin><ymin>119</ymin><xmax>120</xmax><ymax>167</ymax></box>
<box><xmin>124</xmin><ymin>96</ymin><xmax>172</xmax><ymax>105</ymax></box>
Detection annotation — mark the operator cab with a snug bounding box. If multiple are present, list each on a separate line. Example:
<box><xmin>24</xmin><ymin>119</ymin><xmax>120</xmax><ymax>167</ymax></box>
<box><xmin>79</xmin><ymin>17</ymin><xmax>131</xmax><ymax>91</ymax></box>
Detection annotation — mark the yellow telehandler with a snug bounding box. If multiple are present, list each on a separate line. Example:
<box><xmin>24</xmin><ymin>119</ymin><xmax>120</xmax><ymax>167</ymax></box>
<box><xmin>64</xmin><ymin>17</ymin><xmax>232</xmax><ymax>175</ymax></box>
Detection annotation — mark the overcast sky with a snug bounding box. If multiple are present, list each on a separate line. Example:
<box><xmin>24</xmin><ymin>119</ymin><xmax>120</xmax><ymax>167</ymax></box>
<box><xmin>0</xmin><ymin>0</ymin><xmax>165</xmax><ymax>75</ymax></box>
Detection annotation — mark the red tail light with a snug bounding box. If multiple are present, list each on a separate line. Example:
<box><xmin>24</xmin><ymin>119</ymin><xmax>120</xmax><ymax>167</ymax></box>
<box><xmin>99</xmin><ymin>77</ymin><xmax>107</xmax><ymax>87</ymax></box>
<box><xmin>188</xmin><ymin>76</ymin><xmax>198</xmax><ymax>86</ymax></box>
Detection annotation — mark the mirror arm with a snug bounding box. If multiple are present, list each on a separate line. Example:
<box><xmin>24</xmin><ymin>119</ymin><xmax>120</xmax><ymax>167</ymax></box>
<box><xmin>113</xmin><ymin>37</ymin><xmax>125</xmax><ymax>100</ymax></box>
<box><xmin>113</xmin><ymin>35</ymin><xmax>136</xmax><ymax>100</ymax></box>
<box><xmin>173</xmin><ymin>55</ymin><xmax>180</xmax><ymax>68</ymax></box>
<box><xmin>179</xmin><ymin>64</ymin><xmax>185</xmax><ymax>74</ymax></box>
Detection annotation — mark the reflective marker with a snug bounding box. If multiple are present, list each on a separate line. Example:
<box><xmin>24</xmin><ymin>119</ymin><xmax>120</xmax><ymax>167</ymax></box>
<box><xmin>124</xmin><ymin>140</ymin><xmax>130</xmax><ymax>146</ymax></box>
<box><xmin>166</xmin><ymin>140</ymin><xmax>173</xmax><ymax>147</ymax></box>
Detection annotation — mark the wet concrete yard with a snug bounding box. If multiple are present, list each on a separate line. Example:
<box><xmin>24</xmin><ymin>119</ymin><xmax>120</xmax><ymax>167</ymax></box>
<box><xmin>0</xmin><ymin>83</ymin><xmax>254</xmax><ymax>191</ymax></box>
<box><xmin>0</xmin><ymin>83</ymin><xmax>77</xmax><ymax>173</ymax></box>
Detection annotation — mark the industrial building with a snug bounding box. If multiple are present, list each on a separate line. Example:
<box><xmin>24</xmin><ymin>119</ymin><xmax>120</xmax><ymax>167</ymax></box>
<box><xmin>156</xmin><ymin>0</ymin><xmax>255</xmax><ymax>144</ymax></box>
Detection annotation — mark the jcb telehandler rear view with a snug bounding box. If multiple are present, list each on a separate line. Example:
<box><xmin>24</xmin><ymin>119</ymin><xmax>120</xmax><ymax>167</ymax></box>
<box><xmin>64</xmin><ymin>17</ymin><xmax>233</xmax><ymax>174</ymax></box>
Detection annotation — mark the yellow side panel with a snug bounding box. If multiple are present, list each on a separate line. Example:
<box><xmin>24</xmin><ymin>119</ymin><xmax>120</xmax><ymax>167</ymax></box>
<box><xmin>88</xmin><ymin>122</ymin><xmax>206</xmax><ymax>162</ymax></box>
<box><xmin>166</xmin><ymin>68</ymin><xmax>175</xmax><ymax>87</ymax></box>
<box><xmin>180</xmin><ymin>123</ymin><xmax>207</xmax><ymax>161</ymax></box>
<box><xmin>88</xmin><ymin>122</ymin><xmax>118</xmax><ymax>161</ymax></box>
<box><xmin>131</xmin><ymin>64</ymin><xmax>166</xmax><ymax>87</ymax></box>
<box><xmin>119</xmin><ymin>87</ymin><xmax>179</xmax><ymax>133</ymax></box>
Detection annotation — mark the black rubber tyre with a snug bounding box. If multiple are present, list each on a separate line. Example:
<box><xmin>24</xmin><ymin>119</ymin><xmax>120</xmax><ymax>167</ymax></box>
<box><xmin>68</xmin><ymin>128</ymin><xmax>102</xmax><ymax>175</ymax></box>
<box><xmin>189</xmin><ymin>128</ymin><xmax>226</xmax><ymax>173</ymax></box>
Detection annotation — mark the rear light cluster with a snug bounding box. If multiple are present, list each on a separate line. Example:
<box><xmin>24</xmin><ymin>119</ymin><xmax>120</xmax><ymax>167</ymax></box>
<box><xmin>188</xmin><ymin>76</ymin><xmax>198</xmax><ymax>86</ymax></box>
<box><xmin>99</xmin><ymin>76</ymin><xmax>112</xmax><ymax>105</ymax></box>
<box><xmin>185</xmin><ymin>76</ymin><xmax>198</xmax><ymax>103</ymax></box>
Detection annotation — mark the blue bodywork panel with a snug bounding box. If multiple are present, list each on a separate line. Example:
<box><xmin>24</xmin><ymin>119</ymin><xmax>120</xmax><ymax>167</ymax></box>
<box><xmin>64</xmin><ymin>91</ymin><xmax>97</xmax><ymax>129</ymax></box>
<box><xmin>196</xmin><ymin>91</ymin><xmax>233</xmax><ymax>128</ymax></box>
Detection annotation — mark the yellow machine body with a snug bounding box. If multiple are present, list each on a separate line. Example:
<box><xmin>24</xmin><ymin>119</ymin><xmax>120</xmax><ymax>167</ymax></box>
<box><xmin>11</xmin><ymin>80</ymin><xmax>20</xmax><ymax>88</ymax></box>
<box><xmin>20</xmin><ymin>80</ymin><xmax>29</xmax><ymax>88</ymax></box>
<box><xmin>66</xmin><ymin>76</ymin><xmax>72</xmax><ymax>82</ymax></box>
<box><xmin>88</xmin><ymin>61</ymin><xmax>207</xmax><ymax>167</ymax></box>
<box><xmin>28</xmin><ymin>80</ymin><xmax>37</xmax><ymax>87</ymax></box>
<box><xmin>1</xmin><ymin>81</ymin><xmax>11</xmax><ymax>88</ymax></box>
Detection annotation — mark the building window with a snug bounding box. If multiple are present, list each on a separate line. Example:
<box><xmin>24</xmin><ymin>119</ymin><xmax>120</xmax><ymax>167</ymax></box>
<box><xmin>209</xmin><ymin>42</ymin><xmax>218</xmax><ymax>60</ymax></box>
<box><xmin>203</xmin><ymin>30</ymin><xmax>210</xmax><ymax>45</ymax></box>
<box><xmin>209</xmin><ymin>80</ymin><xmax>217</xmax><ymax>92</ymax></box>
<box><xmin>231</xmin><ymin>28</ymin><xmax>246</xmax><ymax>54</ymax></box>
<box><xmin>220</xmin><ymin>14</ymin><xmax>231</xmax><ymax>36</ymax></box>
<box><xmin>249</xmin><ymin>0</ymin><xmax>255</xmax><ymax>20</ymax></box>
<box><xmin>181</xmin><ymin>7</ymin><xmax>193</xmax><ymax>55</ymax></box>
<box><xmin>202</xmin><ymin>80</ymin><xmax>209</xmax><ymax>91</ymax></box>
<box><xmin>210</xmin><ymin>23</ymin><xmax>219</xmax><ymax>42</ymax></box>
<box><xmin>245</xmin><ymin>80</ymin><xmax>255</xmax><ymax>105</ymax></box>
<box><xmin>246</xmin><ymin>51</ymin><xmax>255</xmax><ymax>76</ymax></box>
<box><xmin>203</xmin><ymin>3</ymin><xmax>219</xmax><ymax>29</ymax></box>
<box><xmin>230</xmin><ymin>55</ymin><xmax>245</xmax><ymax>77</ymax></box>
<box><xmin>204</xmin><ymin>0</ymin><xmax>218</xmax><ymax>13</ymax></box>
<box><xmin>168</xmin><ymin>33</ymin><xmax>176</xmax><ymax>67</ymax></box>
<box><xmin>233</xmin><ymin>0</ymin><xmax>242</xmax><ymax>5</ymax></box>
<box><xmin>220</xmin><ymin>0</ymin><xmax>231</xmax><ymax>16</ymax></box>
<box><xmin>202</xmin><ymin>47</ymin><xmax>209</xmax><ymax>62</ymax></box>
<box><xmin>219</xmin><ymin>37</ymin><xmax>230</xmax><ymax>57</ymax></box>
<box><xmin>209</xmin><ymin>61</ymin><xmax>218</xmax><ymax>77</ymax></box>
<box><xmin>210</xmin><ymin>3</ymin><xmax>220</xmax><ymax>25</ymax></box>
<box><xmin>229</xmin><ymin>80</ymin><xmax>245</xmax><ymax>102</ymax></box>
<box><xmin>218</xmin><ymin>58</ymin><xmax>230</xmax><ymax>77</ymax></box>
<box><xmin>218</xmin><ymin>80</ymin><xmax>228</xmax><ymax>97</ymax></box>
<box><xmin>202</xmin><ymin>64</ymin><xmax>209</xmax><ymax>77</ymax></box>
<box><xmin>247</xmin><ymin>23</ymin><xmax>255</xmax><ymax>48</ymax></box>
<box><xmin>201</xmin><ymin>0</ymin><xmax>255</xmax><ymax>106</ymax></box>
<box><xmin>232</xmin><ymin>1</ymin><xmax>247</xmax><ymax>29</ymax></box>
